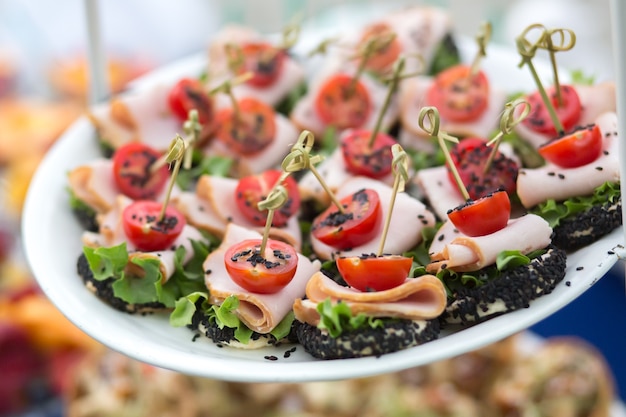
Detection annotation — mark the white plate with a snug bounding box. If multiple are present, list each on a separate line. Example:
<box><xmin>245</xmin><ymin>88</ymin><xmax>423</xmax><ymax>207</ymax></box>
<box><xmin>22</xmin><ymin>28</ymin><xmax>625</xmax><ymax>382</ymax></box>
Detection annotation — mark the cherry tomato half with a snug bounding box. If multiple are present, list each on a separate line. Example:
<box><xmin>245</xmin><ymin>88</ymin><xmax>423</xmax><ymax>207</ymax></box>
<box><xmin>311</xmin><ymin>188</ymin><xmax>382</xmax><ymax>250</ymax></box>
<box><xmin>122</xmin><ymin>200</ymin><xmax>186</xmax><ymax>252</ymax></box>
<box><xmin>112</xmin><ymin>142</ymin><xmax>170</xmax><ymax>200</ymax></box>
<box><xmin>426</xmin><ymin>65</ymin><xmax>490</xmax><ymax>123</ymax></box>
<box><xmin>447</xmin><ymin>190</ymin><xmax>510</xmax><ymax>237</ymax></box>
<box><xmin>522</xmin><ymin>84</ymin><xmax>581</xmax><ymax>136</ymax></box>
<box><xmin>340</xmin><ymin>128</ymin><xmax>395</xmax><ymax>178</ymax></box>
<box><xmin>224</xmin><ymin>239</ymin><xmax>298</xmax><ymax>294</ymax></box>
<box><xmin>235</xmin><ymin>169</ymin><xmax>301</xmax><ymax>227</ymax></box>
<box><xmin>227</xmin><ymin>42</ymin><xmax>286</xmax><ymax>88</ymax></box>
<box><xmin>167</xmin><ymin>78</ymin><xmax>213</xmax><ymax>124</ymax></box>
<box><xmin>215</xmin><ymin>97</ymin><xmax>276</xmax><ymax>155</ymax></box>
<box><xmin>447</xmin><ymin>137</ymin><xmax>519</xmax><ymax>200</ymax></box>
<box><xmin>538</xmin><ymin>124</ymin><xmax>602</xmax><ymax>168</ymax></box>
<box><xmin>336</xmin><ymin>254</ymin><xmax>412</xmax><ymax>292</ymax></box>
<box><xmin>314</xmin><ymin>73</ymin><xmax>372</xmax><ymax>131</ymax></box>
<box><xmin>357</xmin><ymin>22</ymin><xmax>401</xmax><ymax>75</ymax></box>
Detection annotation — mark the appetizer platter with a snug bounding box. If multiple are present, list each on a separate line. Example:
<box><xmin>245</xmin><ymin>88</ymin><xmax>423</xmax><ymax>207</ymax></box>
<box><xmin>22</xmin><ymin>6</ymin><xmax>625</xmax><ymax>382</ymax></box>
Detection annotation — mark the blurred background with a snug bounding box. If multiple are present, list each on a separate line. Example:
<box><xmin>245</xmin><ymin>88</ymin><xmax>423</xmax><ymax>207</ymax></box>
<box><xmin>0</xmin><ymin>0</ymin><xmax>623</xmax><ymax>415</ymax></box>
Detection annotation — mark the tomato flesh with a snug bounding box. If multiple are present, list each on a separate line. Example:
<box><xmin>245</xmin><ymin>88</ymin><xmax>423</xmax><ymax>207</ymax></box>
<box><xmin>357</xmin><ymin>22</ymin><xmax>401</xmax><ymax>75</ymax></box>
<box><xmin>167</xmin><ymin>77</ymin><xmax>213</xmax><ymax>124</ymax></box>
<box><xmin>522</xmin><ymin>84</ymin><xmax>581</xmax><ymax>136</ymax></box>
<box><xmin>340</xmin><ymin>128</ymin><xmax>395</xmax><ymax>178</ymax></box>
<box><xmin>336</xmin><ymin>254</ymin><xmax>412</xmax><ymax>292</ymax></box>
<box><xmin>235</xmin><ymin>169</ymin><xmax>301</xmax><ymax>227</ymax></box>
<box><xmin>447</xmin><ymin>137</ymin><xmax>519</xmax><ymax>200</ymax></box>
<box><xmin>538</xmin><ymin>124</ymin><xmax>602</xmax><ymax>168</ymax></box>
<box><xmin>312</xmin><ymin>188</ymin><xmax>382</xmax><ymax>250</ymax></box>
<box><xmin>314</xmin><ymin>73</ymin><xmax>372</xmax><ymax>131</ymax></box>
<box><xmin>228</xmin><ymin>42</ymin><xmax>285</xmax><ymax>88</ymax></box>
<box><xmin>215</xmin><ymin>97</ymin><xmax>276</xmax><ymax>155</ymax></box>
<box><xmin>224</xmin><ymin>239</ymin><xmax>298</xmax><ymax>294</ymax></box>
<box><xmin>122</xmin><ymin>200</ymin><xmax>186</xmax><ymax>252</ymax></box>
<box><xmin>426</xmin><ymin>65</ymin><xmax>489</xmax><ymax>123</ymax></box>
<box><xmin>112</xmin><ymin>142</ymin><xmax>170</xmax><ymax>200</ymax></box>
<box><xmin>447</xmin><ymin>190</ymin><xmax>510</xmax><ymax>237</ymax></box>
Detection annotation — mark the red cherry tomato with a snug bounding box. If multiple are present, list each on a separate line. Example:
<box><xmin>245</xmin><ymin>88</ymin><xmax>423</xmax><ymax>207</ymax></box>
<box><xmin>112</xmin><ymin>142</ymin><xmax>170</xmax><ymax>200</ymax></box>
<box><xmin>340</xmin><ymin>128</ymin><xmax>396</xmax><ymax>178</ymax></box>
<box><xmin>167</xmin><ymin>78</ymin><xmax>213</xmax><ymax>124</ymax></box>
<box><xmin>522</xmin><ymin>84</ymin><xmax>581</xmax><ymax>136</ymax></box>
<box><xmin>336</xmin><ymin>254</ymin><xmax>412</xmax><ymax>292</ymax></box>
<box><xmin>224</xmin><ymin>239</ymin><xmax>298</xmax><ymax>294</ymax></box>
<box><xmin>426</xmin><ymin>65</ymin><xmax>490</xmax><ymax>123</ymax></box>
<box><xmin>215</xmin><ymin>97</ymin><xmax>276</xmax><ymax>155</ymax></box>
<box><xmin>314</xmin><ymin>73</ymin><xmax>372</xmax><ymax>131</ymax></box>
<box><xmin>447</xmin><ymin>137</ymin><xmax>519</xmax><ymax>200</ymax></box>
<box><xmin>235</xmin><ymin>169</ymin><xmax>301</xmax><ymax>227</ymax></box>
<box><xmin>227</xmin><ymin>42</ymin><xmax>286</xmax><ymax>88</ymax></box>
<box><xmin>538</xmin><ymin>124</ymin><xmax>602</xmax><ymax>168</ymax></box>
<box><xmin>447</xmin><ymin>190</ymin><xmax>511</xmax><ymax>237</ymax></box>
<box><xmin>357</xmin><ymin>22</ymin><xmax>401</xmax><ymax>75</ymax></box>
<box><xmin>122</xmin><ymin>200</ymin><xmax>186</xmax><ymax>252</ymax></box>
<box><xmin>312</xmin><ymin>188</ymin><xmax>382</xmax><ymax>250</ymax></box>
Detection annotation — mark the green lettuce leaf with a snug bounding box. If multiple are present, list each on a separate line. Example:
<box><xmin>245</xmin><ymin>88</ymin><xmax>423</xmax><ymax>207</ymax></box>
<box><xmin>82</xmin><ymin>238</ymin><xmax>211</xmax><ymax>308</ymax></box>
<box><xmin>170</xmin><ymin>291</ymin><xmax>209</xmax><ymax>327</ymax></box>
<box><xmin>316</xmin><ymin>298</ymin><xmax>386</xmax><ymax>338</ymax></box>
<box><xmin>531</xmin><ymin>181</ymin><xmax>621</xmax><ymax>228</ymax></box>
<box><xmin>175</xmin><ymin>153</ymin><xmax>234</xmax><ymax>190</ymax></box>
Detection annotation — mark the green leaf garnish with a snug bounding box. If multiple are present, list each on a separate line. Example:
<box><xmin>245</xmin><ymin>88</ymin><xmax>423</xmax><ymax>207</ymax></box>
<box><xmin>175</xmin><ymin>154</ymin><xmax>234</xmax><ymax>190</ymax></box>
<box><xmin>531</xmin><ymin>181</ymin><xmax>621</xmax><ymax>228</ymax></box>
<box><xmin>170</xmin><ymin>291</ymin><xmax>209</xmax><ymax>327</ymax></box>
<box><xmin>316</xmin><ymin>298</ymin><xmax>386</xmax><ymax>338</ymax></box>
<box><xmin>82</xmin><ymin>238</ymin><xmax>211</xmax><ymax>308</ymax></box>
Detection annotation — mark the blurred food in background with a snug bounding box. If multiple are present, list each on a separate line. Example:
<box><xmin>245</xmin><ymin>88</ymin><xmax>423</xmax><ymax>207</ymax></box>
<box><xmin>58</xmin><ymin>334</ymin><xmax>615</xmax><ymax>417</ymax></box>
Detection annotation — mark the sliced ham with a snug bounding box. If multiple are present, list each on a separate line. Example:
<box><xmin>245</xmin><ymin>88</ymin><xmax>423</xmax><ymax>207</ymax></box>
<box><xmin>427</xmin><ymin>214</ymin><xmax>552</xmax><ymax>273</ymax></box>
<box><xmin>329</xmin><ymin>6</ymin><xmax>453</xmax><ymax>76</ymax></box>
<box><xmin>298</xmin><ymin>143</ymin><xmax>396</xmax><ymax>204</ymax></box>
<box><xmin>173</xmin><ymin>175</ymin><xmax>302</xmax><ymax>250</ymax></box>
<box><xmin>201</xmin><ymin>110</ymin><xmax>299</xmax><ymax>176</ymax></box>
<box><xmin>81</xmin><ymin>195</ymin><xmax>205</xmax><ymax>283</ymax></box>
<box><xmin>513</xmin><ymin>82</ymin><xmax>616</xmax><ymax>149</ymax></box>
<box><xmin>290</xmin><ymin>70</ymin><xmax>399</xmax><ymax>139</ymax></box>
<box><xmin>68</xmin><ymin>159</ymin><xmax>119</xmax><ymax>213</ymax></box>
<box><xmin>517</xmin><ymin>112</ymin><xmax>620</xmax><ymax>208</ymax></box>
<box><xmin>87</xmin><ymin>82</ymin><xmax>182</xmax><ymax>152</ymax></box>
<box><xmin>310</xmin><ymin>176</ymin><xmax>436</xmax><ymax>260</ymax></box>
<box><xmin>68</xmin><ymin>158</ymin><xmax>181</xmax><ymax>215</ymax></box>
<box><xmin>292</xmin><ymin>271</ymin><xmax>447</xmax><ymax>327</ymax></box>
<box><xmin>399</xmin><ymin>75</ymin><xmax>508</xmax><ymax>140</ymax></box>
<box><xmin>206</xmin><ymin>25</ymin><xmax>306</xmax><ymax>107</ymax></box>
<box><xmin>413</xmin><ymin>165</ymin><xmax>464</xmax><ymax>221</ymax></box>
<box><xmin>203</xmin><ymin>223</ymin><xmax>320</xmax><ymax>334</ymax></box>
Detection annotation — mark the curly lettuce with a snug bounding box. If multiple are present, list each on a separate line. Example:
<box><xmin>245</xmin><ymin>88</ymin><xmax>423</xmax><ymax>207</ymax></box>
<box><xmin>83</xmin><ymin>238</ymin><xmax>210</xmax><ymax>307</ymax></box>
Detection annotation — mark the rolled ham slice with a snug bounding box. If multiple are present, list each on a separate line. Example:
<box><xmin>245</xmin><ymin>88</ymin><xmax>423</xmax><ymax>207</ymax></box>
<box><xmin>290</xmin><ymin>70</ymin><xmax>399</xmax><ymax>139</ymax></box>
<box><xmin>87</xmin><ymin>82</ymin><xmax>182</xmax><ymax>152</ymax></box>
<box><xmin>513</xmin><ymin>82</ymin><xmax>616</xmax><ymax>149</ymax></box>
<box><xmin>293</xmin><ymin>271</ymin><xmax>447</xmax><ymax>327</ymax></box>
<box><xmin>206</xmin><ymin>25</ymin><xmax>306</xmax><ymax>107</ymax></box>
<box><xmin>81</xmin><ymin>195</ymin><xmax>205</xmax><ymax>283</ymax></box>
<box><xmin>517</xmin><ymin>112</ymin><xmax>619</xmax><ymax>208</ymax></box>
<box><xmin>399</xmin><ymin>75</ymin><xmax>507</xmax><ymax>141</ymax></box>
<box><xmin>427</xmin><ymin>214</ymin><xmax>552</xmax><ymax>273</ymax></box>
<box><xmin>310</xmin><ymin>176</ymin><xmax>436</xmax><ymax>260</ymax></box>
<box><xmin>173</xmin><ymin>175</ymin><xmax>302</xmax><ymax>250</ymax></box>
<box><xmin>203</xmin><ymin>223</ymin><xmax>320</xmax><ymax>334</ymax></box>
<box><xmin>201</xmin><ymin>110</ymin><xmax>299</xmax><ymax>176</ymax></box>
<box><xmin>68</xmin><ymin>158</ymin><xmax>181</xmax><ymax>214</ymax></box>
